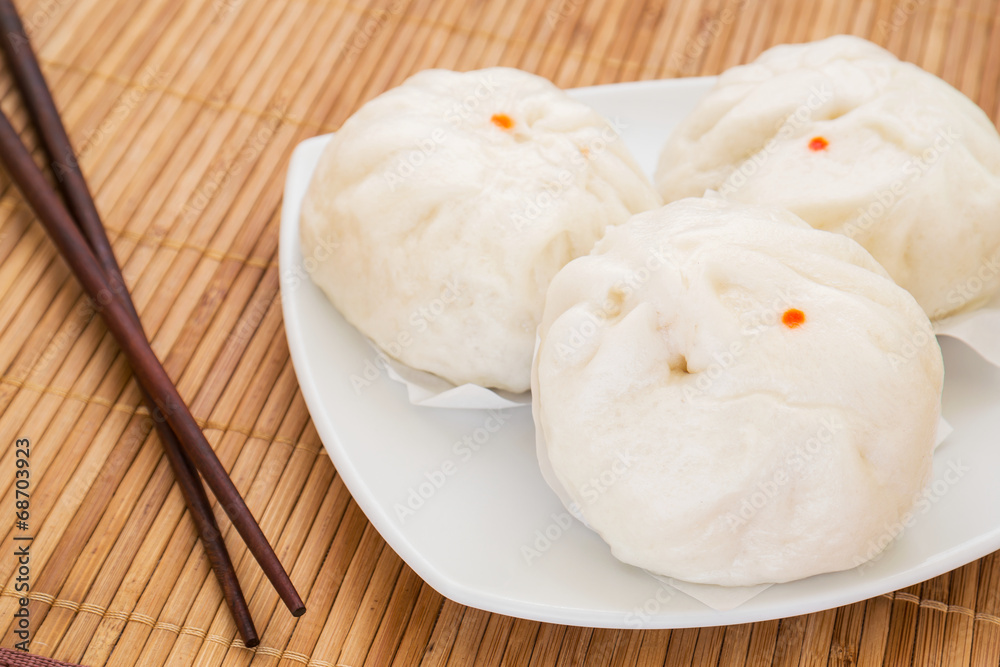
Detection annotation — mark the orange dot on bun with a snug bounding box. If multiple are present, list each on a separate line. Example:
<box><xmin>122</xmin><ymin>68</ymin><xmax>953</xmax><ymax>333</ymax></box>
<box><xmin>808</xmin><ymin>136</ymin><xmax>829</xmax><ymax>151</ymax></box>
<box><xmin>491</xmin><ymin>113</ymin><xmax>514</xmax><ymax>130</ymax></box>
<box><xmin>782</xmin><ymin>308</ymin><xmax>806</xmax><ymax>328</ymax></box>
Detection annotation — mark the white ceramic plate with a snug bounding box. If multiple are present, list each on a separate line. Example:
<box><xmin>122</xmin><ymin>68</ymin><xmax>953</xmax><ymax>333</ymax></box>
<box><xmin>279</xmin><ymin>77</ymin><xmax>1000</xmax><ymax>628</ymax></box>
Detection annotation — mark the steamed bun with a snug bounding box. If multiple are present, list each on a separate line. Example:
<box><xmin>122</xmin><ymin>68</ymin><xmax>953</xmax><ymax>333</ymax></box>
<box><xmin>301</xmin><ymin>67</ymin><xmax>661</xmax><ymax>393</ymax></box>
<box><xmin>532</xmin><ymin>197</ymin><xmax>943</xmax><ymax>586</ymax></box>
<box><xmin>656</xmin><ymin>35</ymin><xmax>1000</xmax><ymax>321</ymax></box>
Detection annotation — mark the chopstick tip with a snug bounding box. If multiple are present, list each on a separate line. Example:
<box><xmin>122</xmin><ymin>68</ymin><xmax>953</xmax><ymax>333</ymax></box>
<box><xmin>292</xmin><ymin>605</ymin><xmax>306</xmax><ymax>618</ymax></box>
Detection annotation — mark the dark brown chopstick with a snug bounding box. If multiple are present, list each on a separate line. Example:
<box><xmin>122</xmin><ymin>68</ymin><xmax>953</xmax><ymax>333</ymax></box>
<box><xmin>0</xmin><ymin>2</ymin><xmax>304</xmax><ymax>626</ymax></box>
<box><xmin>0</xmin><ymin>107</ymin><xmax>306</xmax><ymax>620</ymax></box>
<box><xmin>0</xmin><ymin>1</ymin><xmax>261</xmax><ymax>646</ymax></box>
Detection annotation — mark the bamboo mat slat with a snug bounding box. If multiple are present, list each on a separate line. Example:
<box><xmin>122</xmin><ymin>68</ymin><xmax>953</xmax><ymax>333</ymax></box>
<box><xmin>0</xmin><ymin>0</ymin><xmax>998</xmax><ymax>665</ymax></box>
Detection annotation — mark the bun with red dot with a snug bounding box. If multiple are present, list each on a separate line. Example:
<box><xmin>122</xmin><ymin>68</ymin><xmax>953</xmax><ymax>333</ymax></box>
<box><xmin>532</xmin><ymin>196</ymin><xmax>943</xmax><ymax>586</ymax></box>
<box><xmin>301</xmin><ymin>67</ymin><xmax>661</xmax><ymax>393</ymax></box>
<box><xmin>655</xmin><ymin>35</ymin><xmax>1000</xmax><ymax>321</ymax></box>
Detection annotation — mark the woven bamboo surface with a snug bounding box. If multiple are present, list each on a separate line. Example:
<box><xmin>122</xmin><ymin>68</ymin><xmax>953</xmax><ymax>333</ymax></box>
<box><xmin>0</xmin><ymin>0</ymin><xmax>998</xmax><ymax>664</ymax></box>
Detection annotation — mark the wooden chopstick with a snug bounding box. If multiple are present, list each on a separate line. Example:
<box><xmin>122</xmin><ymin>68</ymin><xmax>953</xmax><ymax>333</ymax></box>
<box><xmin>0</xmin><ymin>1</ymin><xmax>261</xmax><ymax>647</ymax></box>
<box><xmin>0</xmin><ymin>2</ymin><xmax>305</xmax><ymax>626</ymax></box>
<box><xmin>0</xmin><ymin>105</ymin><xmax>307</xmax><ymax>625</ymax></box>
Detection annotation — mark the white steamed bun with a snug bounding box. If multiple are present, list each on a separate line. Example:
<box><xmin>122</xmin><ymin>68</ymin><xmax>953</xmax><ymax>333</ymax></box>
<box><xmin>532</xmin><ymin>196</ymin><xmax>943</xmax><ymax>586</ymax></box>
<box><xmin>301</xmin><ymin>67</ymin><xmax>661</xmax><ymax>392</ymax></box>
<box><xmin>656</xmin><ymin>35</ymin><xmax>1000</xmax><ymax>321</ymax></box>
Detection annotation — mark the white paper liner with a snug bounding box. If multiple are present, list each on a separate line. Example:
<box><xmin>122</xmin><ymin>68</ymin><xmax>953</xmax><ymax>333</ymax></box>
<box><xmin>933</xmin><ymin>291</ymin><xmax>1000</xmax><ymax>366</ymax></box>
<box><xmin>371</xmin><ymin>341</ymin><xmax>531</xmax><ymax>409</ymax></box>
<box><xmin>649</xmin><ymin>574</ymin><xmax>772</xmax><ymax>612</ymax></box>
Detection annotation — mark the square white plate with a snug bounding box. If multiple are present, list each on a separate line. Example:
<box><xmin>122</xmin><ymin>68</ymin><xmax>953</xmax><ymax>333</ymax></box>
<box><xmin>279</xmin><ymin>76</ymin><xmax>1000</xmax><ymax>628</ymax></box>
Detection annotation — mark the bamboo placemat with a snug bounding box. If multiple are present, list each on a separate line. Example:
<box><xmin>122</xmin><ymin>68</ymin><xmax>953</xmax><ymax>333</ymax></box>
<box><xmin>0</xmin><ymin>0</ymin><xmax>998</xmax><ymax>664</ymax></box>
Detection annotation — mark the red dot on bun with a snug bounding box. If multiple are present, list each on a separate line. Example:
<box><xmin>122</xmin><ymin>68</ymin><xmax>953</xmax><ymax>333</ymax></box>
<box><xmin>491</xmin><ymin>113</ymin><xmax>514</xmax><ymax>130</ymax></box>
<box><xmin>782</xmin><ymin>308</ymin><xmax>806</xmax><ymax>328</ymax></box>
<box><xmin>808</xmin><ymin>136</ymin><xmax>829</xmax><ymax>151</ymax></box>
